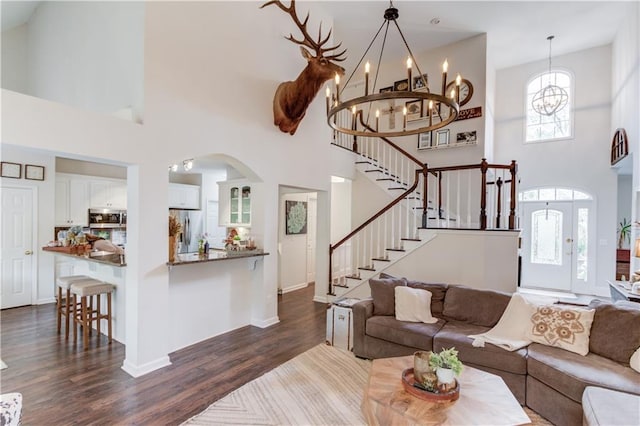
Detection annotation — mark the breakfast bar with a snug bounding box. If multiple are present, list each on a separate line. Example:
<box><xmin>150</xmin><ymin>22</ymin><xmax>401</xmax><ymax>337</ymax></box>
<box><xmin>42</xmin><ymin>247</ymin><xmax>127</xmax><ymax>343</ymax></box>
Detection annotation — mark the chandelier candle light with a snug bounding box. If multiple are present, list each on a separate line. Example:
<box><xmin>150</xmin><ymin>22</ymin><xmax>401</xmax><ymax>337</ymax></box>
<box><xmin>326</xmin><ymin>1</ymin><xmax>463</xmax><ymax>139</ymax></box>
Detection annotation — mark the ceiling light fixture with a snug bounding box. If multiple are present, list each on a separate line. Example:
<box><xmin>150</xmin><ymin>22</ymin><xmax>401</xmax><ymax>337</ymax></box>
<box><xmin>531</xmin><ymin>35</ymin><xmax>568</xmax><ymax>116</ymax></box>
<box><xmin>183</xmin><ymin>159</ymin><xmax>194</xmax><ymax>171</ymax></box>
<box><xmin>326</xmin><ymin>1</ymin><xmax>462</xmax><ymax>138</ymax></box>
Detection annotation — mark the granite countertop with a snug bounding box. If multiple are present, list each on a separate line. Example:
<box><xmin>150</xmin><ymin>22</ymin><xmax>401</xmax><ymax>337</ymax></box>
<box><xmin>42</xmin><ymin>246</ymin><xmax>126</xmax><ymax>267</ymax></box>
<box><xmin>167</xmin><ymin>249</ymin><xmax>268</xmax><ymax>267</ymax></box>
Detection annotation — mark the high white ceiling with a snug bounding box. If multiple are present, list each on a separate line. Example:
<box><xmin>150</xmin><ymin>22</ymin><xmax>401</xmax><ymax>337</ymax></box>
<box><xmin>2</xmin><ymin>1</ymin><xmax>632</xmax><ymax>70</ymax></box>
<box><xmin>320</xmin><ymin>1</ymin><xmax>634</xmax><ymax>71</ymax></box>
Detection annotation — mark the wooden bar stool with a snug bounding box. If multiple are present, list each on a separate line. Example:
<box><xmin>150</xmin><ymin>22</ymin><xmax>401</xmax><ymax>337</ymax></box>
<box><xmin>56</xmin><ymin>275</ymin><xmax>92</xmax><ymax>338</ymax></box>
<box><xmin>70</xmin><ymin>280</ymin><xmax>115</xmax><ymax>348</ymax></box>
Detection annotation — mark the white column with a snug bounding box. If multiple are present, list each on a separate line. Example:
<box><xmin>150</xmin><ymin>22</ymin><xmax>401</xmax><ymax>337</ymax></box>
<box><xmin>122</xmin><ymin>161</ymin><xmax>171</xmax><ymax>377</ymax></box>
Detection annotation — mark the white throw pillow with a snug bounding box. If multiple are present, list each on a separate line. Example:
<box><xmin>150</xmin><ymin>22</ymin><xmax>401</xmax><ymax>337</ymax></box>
<box><xmin>527</xmin><ymin>305</ymin><xmax>595</xmax><ymax>356</ymax></box>
<box><xmin>631</xmin><ymin>347</ymin><xmax>640</xmax><ymax>374</ymax></box>
<box><xmin>394</xmin><ymin>286</ymin><xmax>438</xmax><ymax>324</ymax></box>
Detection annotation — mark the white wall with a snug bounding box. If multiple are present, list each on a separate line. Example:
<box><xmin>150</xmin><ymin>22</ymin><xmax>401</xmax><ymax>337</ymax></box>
<box><xmin>612</xmin><ymin>3</ymin><xmax>640</xmax><ymax>271</ymax></box>
<box><xmin>388</xmin><ymin>230</ymin><xmax>520</xmax><ymax>293</ymax></box>
<box><xmin>494</xmin><ymin>45</ymin><xmax>616</xmax><ymax>296</ymax></box>
<box><xmin>279</xmin><ymin>191</ymin><xmax>315</xmax><ymax>293</ymax></box>
<box><xmin>330</xmin><ymin>178</ymin><xmax>352</xmax><ymax>243</ymax></box>
<box><xmin>2</xmin><ymin>1</ymin><xmax>353</xmax><ymax>375</ymax></box>
<box><xmin>1</xmin><ymin>24</ymin><xmax>28</xmax><ymax>93</ymax></box>
<box><xmin>24</xmin><ymin>1</ymin><xmax>144</xmax><ymax>120</ymax></box>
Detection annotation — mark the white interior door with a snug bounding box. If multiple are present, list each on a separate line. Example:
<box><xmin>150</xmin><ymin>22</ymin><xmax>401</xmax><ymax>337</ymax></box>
<box><xmin>521</xmin><ymin>202</ymin><xmax>573</xmax><ymax>291</ymax></box>
<box><xmin>1</xmin><ymin>187</ymin><xmax>35</xmax><ymax>308</ymax></box>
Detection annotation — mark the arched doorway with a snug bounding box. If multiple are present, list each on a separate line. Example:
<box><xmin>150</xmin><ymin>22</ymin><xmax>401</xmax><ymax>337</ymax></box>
<box><xmin>519</xmin><ymin>187</ymin><xmax>595</xmax><ymax>295</ymax></box>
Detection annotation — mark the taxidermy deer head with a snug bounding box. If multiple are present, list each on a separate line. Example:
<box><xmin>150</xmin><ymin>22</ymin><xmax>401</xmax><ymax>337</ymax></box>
<box><xmin>261</xmin><ymin>0</ymin><xmax>346</xmax><ymax>135</ymax></box>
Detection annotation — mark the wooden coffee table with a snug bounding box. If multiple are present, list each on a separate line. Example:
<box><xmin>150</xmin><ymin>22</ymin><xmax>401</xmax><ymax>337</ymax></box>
<box><xmin>362</xmin><ymin>355</ymin><xmax>530</xmax><ymax>425</ymax></box>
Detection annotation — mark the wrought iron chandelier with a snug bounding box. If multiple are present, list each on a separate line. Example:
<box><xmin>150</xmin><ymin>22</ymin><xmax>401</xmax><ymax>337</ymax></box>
<box><xmin>532</xmin><ymin>36</ymin><xmax>568</xmax><ymax>116</ymax></box>
<box><xmin>325</xmin><ymin>2</ymin><xmax>462</xmax><ymax>138</ymax></box>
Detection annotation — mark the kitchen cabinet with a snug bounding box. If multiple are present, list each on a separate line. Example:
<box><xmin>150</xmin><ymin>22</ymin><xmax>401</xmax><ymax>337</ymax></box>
<box><xmin>55</xmin><ymin>175</ymin><xmax>90</xmax><ymax>226</ymax></box>
<box><xmin>168</xmin><ymin>183</ymin><xmax>200</xmax><ymax>209</ymax></box>
<box><xmin>89</xmin><ymin>178</ymin><xmax>127</xmax><ymax>209</ymax></box>
<box><xmin>218</xmin><ymin>180</ymin><xmax>251</xmax><ymax>226</ymax></box>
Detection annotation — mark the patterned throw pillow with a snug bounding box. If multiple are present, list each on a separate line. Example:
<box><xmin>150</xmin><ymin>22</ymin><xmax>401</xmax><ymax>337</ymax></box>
<box><xmin>528</xmin><ymin>305</ymin><xmax>595</xmax><ymax>356</ymax></box>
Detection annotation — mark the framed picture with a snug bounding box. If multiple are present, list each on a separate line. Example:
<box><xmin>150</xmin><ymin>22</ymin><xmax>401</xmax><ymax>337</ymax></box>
<box><xmin>393</xmin><ymin>79</ymin><xmax>409</xmax><ymax>91</ymax></box>
<box><xmin>405</xmin><ymin>100</ymin><xmax>422</xmax><ymax>122</ymax></box>
<box><xmin>1</xmin><ymin>161</ymin><xmax>21</xmax><ymax>179</ymax></box>
<box><xmin>418</xmin><ymin>132</ymin><xmax>432</xmax><ymax>150</ymax></box>
<box><xmin>25</xmin><ymin>164</ymin><xmax>45</xmax><ymax>181</ymax></box>
<box><xmin>436</xmin><ymin>129</ymin><xmax>450</xmax><ymax>146</ymax></box>
<box><xmin>379</xmin><ymin>86</ymin><xmax>393</xmax><ymax>94</ymax></box>
<box><xmin>285</xmin><ymin>200</ymin><xmax>307</xmax><ymax>235</ymax></box>
<box><xmin>456</xmin><ymin>131</ymin><xmax>477</xmax><ymax>144</ymax></box>
<box><xmin>413</xmin><ymin>74</ymin><xmax>428</xmax><ymax>90</ymax></box>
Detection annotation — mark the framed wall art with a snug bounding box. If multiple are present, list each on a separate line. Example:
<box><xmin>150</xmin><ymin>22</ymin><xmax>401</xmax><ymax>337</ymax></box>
<box><xmin>393</xmin><ymin>79</ymin><xmax>409</xmax><ymax>91</ymax></box>
<box><xmin>456</xmin><ymin>131</ymin><xmax>477</xmax><ymax>144</ymax></box>
<box><xmin>418</xmin><ymin>132</ymin><xmax>432</xmax><ymax>150</ymax></box>
<box><xmin>285</xmin><ymin>200</ymin><xmax>308</xmax><ymax>235</ymax></box>
<box><xmin>25</xmin><ymin>164</ymin><xmax>45</xmax><ymax>181</ymax></box>
<box><xmin>379</xmin><ymin>86</ymin><xmax>393</xmax><ymax>93</ymax></box>
<box><xmin>436</xmin><ymin>129</ymin><xmax>450</xmax><ymax>146</ymax></box>
<box><xmin>1</xmin><ymin>161</ymin><xmax>21</xmax><ymax>179</ymax></box>
<box><xmin>413</xmin><ymin>74</ymin><xmax>428</xmax><ymax>90</ymax></box>
<box><xmin>405</xmin><ymin>100</ymin><xmax>422</xmax><ymax>122</ymax></box>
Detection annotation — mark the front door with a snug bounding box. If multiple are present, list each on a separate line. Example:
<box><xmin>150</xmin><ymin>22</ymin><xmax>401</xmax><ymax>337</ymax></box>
<box><xmin>521</xmin><ymin>201</ymin><xmax>573</xmax><ymax>291</ymax></box>
<box><xmin>1</xmin><ymin>187</ymin><xmax>35</xmax><ymax>308</ymax></box>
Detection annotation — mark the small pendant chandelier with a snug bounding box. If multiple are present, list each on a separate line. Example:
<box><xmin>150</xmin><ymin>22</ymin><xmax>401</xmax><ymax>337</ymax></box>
<box><xmin>325</xmin><ymin>1</ymin><xmax>462</xmax><ymax>138</ymax></box>
<box><xmin>532</xmin><ymin>36</ymin><xmax>568</xmax><ymax>116</ymax></box>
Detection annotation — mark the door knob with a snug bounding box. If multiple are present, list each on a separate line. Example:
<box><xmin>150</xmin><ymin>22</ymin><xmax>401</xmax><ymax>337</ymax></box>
<box><xmin>566</xmin><ymin>238</ymin><xmax>573</xmax><ymax>243</ymax></box>
<box><xmin>24</xmin><ymin>250</ymin><xmax>33</xmax><ymax>255</ymax></box>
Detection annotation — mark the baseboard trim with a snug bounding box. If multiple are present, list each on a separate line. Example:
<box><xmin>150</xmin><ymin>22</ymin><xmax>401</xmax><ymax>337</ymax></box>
<box><xmin>280</xmin><ymin>282</ymin><xmax>308</xmax><ymax>294</ymax></box>
<box><xmin>251</xmin><ymin>316</ymin><xmax>279</xmax><ymax>328</ymax></box>
<box><xmin>313</xmin><ymin>295</ymin><xmax>329</xmax><ymax>304</ymax></box>
<box><xmin>121</xmin><ymin>356</ymin><xmax>172</xmax><ymax>378</ymax></box>
<box><xmin>36</xmin><ymin>297</ymin><xmax>56</xmax><ymax>305</ymax></box>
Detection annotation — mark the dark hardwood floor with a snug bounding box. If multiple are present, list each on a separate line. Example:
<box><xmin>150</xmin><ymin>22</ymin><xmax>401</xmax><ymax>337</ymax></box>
<box><xmin>0</xmin><ymin>284</ymin><xmax>328</xmax><ymax>425</ymax></box>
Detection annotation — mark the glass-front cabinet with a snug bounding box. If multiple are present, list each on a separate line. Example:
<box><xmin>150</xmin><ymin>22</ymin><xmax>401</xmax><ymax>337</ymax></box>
<box><xmin>218</xmin><ymin>180</ymin><xmax>251</xmax><ymax>226</ymax></box>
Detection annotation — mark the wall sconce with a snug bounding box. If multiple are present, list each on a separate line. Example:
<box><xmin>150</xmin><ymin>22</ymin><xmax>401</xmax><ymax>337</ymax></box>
<box><xmin>168</xmin><ymin>164</ymin><xmax>178</xmax><ymax>172</ymax></box>
<box><xmin>183</xmin><ymin>159</ymin><xmax>194</xmax><ymax>171</ymax></box>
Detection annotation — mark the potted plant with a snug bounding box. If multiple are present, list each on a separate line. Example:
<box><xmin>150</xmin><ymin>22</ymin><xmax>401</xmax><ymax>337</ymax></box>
<box><xmin>429</xmin><ymin>347</ymin><xmax>463</xmax><ymax>385</ymax></box>
<box><xmin>618</xmin><ymin>218</ymin><xmax>631</xmax><ymax>249</ymax></box>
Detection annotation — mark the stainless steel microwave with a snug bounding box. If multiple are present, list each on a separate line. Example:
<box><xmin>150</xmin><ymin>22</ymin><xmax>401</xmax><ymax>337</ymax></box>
<box><xmin>88</xmin><ymin>208</ymin><xmax>126</xmax><ymax>229</ymax></box>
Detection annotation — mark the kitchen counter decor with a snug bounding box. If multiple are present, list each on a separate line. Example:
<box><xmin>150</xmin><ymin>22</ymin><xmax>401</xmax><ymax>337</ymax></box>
<box><xmin>167</xmin><ymin>249</ymin><xmax>268</xmax><ymax>267</ymax></box>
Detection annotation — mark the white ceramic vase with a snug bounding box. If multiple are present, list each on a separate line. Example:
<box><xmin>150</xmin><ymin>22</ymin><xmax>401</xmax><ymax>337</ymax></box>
<box><xmin>436</xmin><ymin>367</ymin><xmax>455</xmax><ymax>385</ymax></box>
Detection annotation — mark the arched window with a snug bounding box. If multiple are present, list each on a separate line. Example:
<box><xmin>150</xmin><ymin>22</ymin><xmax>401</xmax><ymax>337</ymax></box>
<box><xmin>525</xmin><ymin>70</ymin><xmax>573</xmax><ymax>143</ymax></box>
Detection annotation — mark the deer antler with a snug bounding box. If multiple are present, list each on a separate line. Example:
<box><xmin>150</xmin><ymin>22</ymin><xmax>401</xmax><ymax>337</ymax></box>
<box><xmin>261</xmin><ymin>0</ymin><xmax>346</xmax><ymax>61</ymax></box>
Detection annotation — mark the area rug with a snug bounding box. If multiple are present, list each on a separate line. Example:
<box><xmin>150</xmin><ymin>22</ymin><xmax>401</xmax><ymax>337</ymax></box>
<box><xmin>183</xmin><ymin>344</ymin><xmax>551</xmax><ymax>426</ymax></box>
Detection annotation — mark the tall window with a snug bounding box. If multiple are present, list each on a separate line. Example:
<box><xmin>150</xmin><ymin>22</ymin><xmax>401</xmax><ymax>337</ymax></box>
<box><xmin>525</xmin><ymin>71</ymin><xmax>572</xmax><ymax>143</ymax></box>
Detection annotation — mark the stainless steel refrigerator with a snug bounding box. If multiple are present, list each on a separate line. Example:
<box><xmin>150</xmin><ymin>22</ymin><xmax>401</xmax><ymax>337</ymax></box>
<box><xmin>170</xmin><ymin>209</ymin><xmax>203</xmax><ymax>254</ymax></box>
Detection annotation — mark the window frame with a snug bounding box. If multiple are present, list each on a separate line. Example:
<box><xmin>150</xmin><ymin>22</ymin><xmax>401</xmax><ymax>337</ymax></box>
<box><xmin>524</xmin><ymin>68</ymin><xmax>575</xmax><ymax>144</ymax></box>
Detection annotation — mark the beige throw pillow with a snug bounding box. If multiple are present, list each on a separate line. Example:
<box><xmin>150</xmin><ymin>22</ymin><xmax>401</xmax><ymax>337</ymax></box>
<box><xmin>395</xmin><ymin>286</ymin><xmax>438</xmax><ymax>324</ymax></box>
<box><xmin>528</xmin><ymin>305</ymin><xmax>595</xmax><ymax>356</ymax></box>
<box><xmin>631</xmin><ymin>347</ymin><xmax>640</xmax><ymax>374</ymax></box>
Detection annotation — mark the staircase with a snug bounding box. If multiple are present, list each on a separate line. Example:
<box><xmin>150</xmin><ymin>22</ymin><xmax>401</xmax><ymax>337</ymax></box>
<box><xmin>328</xmin><ymin>129</ymin><xmax>519</xmax><ymax>300</ymax></box>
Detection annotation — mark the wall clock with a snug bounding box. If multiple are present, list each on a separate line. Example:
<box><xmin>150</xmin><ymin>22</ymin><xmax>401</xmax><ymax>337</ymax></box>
<box><xmin>446</xmin><ymin>78</ymin><xmax>474</xmax><ymax>107</ymax></box>
<box><xmin>1</xmin><ymin>161</ymin><xmax>22</xmax><ymax>179</ymax></box>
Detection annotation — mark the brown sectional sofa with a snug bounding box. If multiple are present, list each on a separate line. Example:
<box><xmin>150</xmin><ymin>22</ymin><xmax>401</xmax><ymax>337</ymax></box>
<box><xmin>352</xmin><ymin>277</ymin><xmax>640</xmax><ymax>426</ymax></box>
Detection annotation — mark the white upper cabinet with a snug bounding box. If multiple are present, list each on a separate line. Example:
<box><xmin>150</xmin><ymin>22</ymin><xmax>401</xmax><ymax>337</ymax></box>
<box><xmin>55</xmin><ymin>175</ymin><xmax>90</xmax><ymax>226</ymax></box>
<box><xmin>168</xmin><ymin>183</ymin><xmax>200</xmax><ymax>209</ymax></box>
<box><xmin>89</xmin><ymin>178</ymin><xmax>127</xmax><ymax>209</ymax></box>
<box><xmin>218</xmin><ymin>180</ymin><xmax>251</xmax><ymax>226</ymax></box>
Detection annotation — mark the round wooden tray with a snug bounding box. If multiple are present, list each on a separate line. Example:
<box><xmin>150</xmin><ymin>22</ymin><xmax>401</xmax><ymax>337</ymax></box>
<box><xmin>402</xmin><ymin>368</ymin><xmax>460</xmax><ymax>402</ymax></box>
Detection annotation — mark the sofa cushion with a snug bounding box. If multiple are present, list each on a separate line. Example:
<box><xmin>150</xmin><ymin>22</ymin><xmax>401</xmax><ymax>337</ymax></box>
<box><xmin>406</xmin><ymin>280</ymin><xmax>449</xmax><ymax>316</ymax></box>
<box><xmin>582</xmin><ymin>386</ymin><xmax>640</xmax><ymax>426</ymax></box>
<box><xmin>528</xmin><ymin>305</ymin><xmax>595</xmax><ymax>356</ymax></box>
<box><xmin>394</xmin><ymin>286</ymin><xmax>437</xmax><ymax>324</ymax></box>
<box><xmin>366</xmin><ymin>316</ymin><xmax>445</xmax><ymax>351</ymax></box>
<box><xmin>433</xmin><ymin>321</ymin><xmax>528</xmax><ymax>375</ymax></box>
<box><xmin>369</xmin><ymin>276</ymin><xmax>406</xmax><ymax>316</ymax></box>
<box><xmin>588</xmin><ymin>299</ymin><xmax>640</xmax><ymax>364</ymax></box>
<box><xmin>527</xmin><ymin>343</ymin><xmax>640</xmax><ymax>403</ymax></box>
<box><xmin>442</xmin><ymin>286</ymin><xmax>511</xmax><ymax>327</ymax></box>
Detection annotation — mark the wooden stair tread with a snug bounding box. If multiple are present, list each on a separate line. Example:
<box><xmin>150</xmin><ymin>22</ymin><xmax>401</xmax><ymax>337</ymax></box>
<box><xmin>372</xmin><ymin>257</ymin><xmax>391</xmax><ymax>262</ymax></box>
<box><xmin>401</xmin><ymin>238</ymin><xmax>421</xmax><ymax>242</ymax></box>
<box><xmin>386</xmin><ymin>248</ymin><xmax>406</xmax><ymax>252</ymax></box>
<box><xmin>357</xmin><ymin>266</ymin><xmax>376</xmax><ymax>271</ymax></box>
